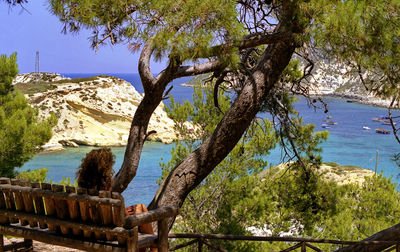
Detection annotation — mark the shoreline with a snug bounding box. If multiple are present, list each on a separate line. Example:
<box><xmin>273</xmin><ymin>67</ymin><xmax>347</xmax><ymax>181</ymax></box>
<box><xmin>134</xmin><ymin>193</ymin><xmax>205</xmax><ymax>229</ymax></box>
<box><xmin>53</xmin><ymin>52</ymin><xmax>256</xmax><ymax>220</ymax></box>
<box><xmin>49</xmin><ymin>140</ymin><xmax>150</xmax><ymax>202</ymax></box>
<box><xmin>318</xmin><ymin>92</ymin><xmax>399</xmax><ymax>110</ymax></box>
<box><xmin>181</xmin><ymin>81</ymin><xmax>399</xmax><ymax>110</ymax></box>
<box><xmin>40</xmin><ymin>92</ymin><xmax>397</xmax><ymax>152</ymax></box>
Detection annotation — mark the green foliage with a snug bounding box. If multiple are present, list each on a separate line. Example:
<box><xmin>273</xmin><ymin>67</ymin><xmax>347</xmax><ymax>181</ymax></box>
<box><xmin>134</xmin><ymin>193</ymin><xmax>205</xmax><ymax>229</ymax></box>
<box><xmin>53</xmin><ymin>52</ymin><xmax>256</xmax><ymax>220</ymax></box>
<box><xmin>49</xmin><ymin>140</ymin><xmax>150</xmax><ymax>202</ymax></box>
<box><xmin>0</xmin><ymin>53</ymin><xmax>18</xmax><ymax>95</ymax></box>
<box><xmin>49</xmin><ymin>176</ymin><xmax>77</xmax><ymax>187</ymax></box>
<box><xmin>49</xmin><ymin>0</ymin><xmax>244</xmax><ymax>66</ymax></box>
<box><xmin>16</xmin><ymin>168</ymin><xmax>49</xmax><ymax>183</ymax></box>
<box><xmin>314</xmin><ymin>174</ymin><xmax>400</xmax><ymax>251</ymax></box>
<box><xmin>15</xmin><ymin>167</ymin><xmax>76</xmax><ymax>186</ymax></box>
<box><xmin>312</xmin><ymin>0</ymin><xmax>400</xmax><ymax>99</ymax></box>
<box><xmin>0</xmin><ymin>53</ymin><xmax>57</xmax><ymax>178</ymax></box>
<box><xmin>161</xmin><ymin>81</ymin><xmax>400</xmax><ymax>251</ymax></box>
<box><xmin>161</xmin><ymin>83</ymin><xmax>333</xmax><ymax>250</ymax></box>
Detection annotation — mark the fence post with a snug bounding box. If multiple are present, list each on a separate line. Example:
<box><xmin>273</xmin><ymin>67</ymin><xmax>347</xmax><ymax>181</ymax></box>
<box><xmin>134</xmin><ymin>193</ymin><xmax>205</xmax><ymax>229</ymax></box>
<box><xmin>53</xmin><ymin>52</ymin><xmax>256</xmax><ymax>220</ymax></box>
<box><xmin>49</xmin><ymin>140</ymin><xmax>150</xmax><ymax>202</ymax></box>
<box><xmin>198</xmin><ymin>238</ymin><xmax>203</xmax><ymax>252</ymax></box>
<box><xmin>301</xmin><ymin>242</ymin><xmax>306</xmax><ymax>252</ymax></box>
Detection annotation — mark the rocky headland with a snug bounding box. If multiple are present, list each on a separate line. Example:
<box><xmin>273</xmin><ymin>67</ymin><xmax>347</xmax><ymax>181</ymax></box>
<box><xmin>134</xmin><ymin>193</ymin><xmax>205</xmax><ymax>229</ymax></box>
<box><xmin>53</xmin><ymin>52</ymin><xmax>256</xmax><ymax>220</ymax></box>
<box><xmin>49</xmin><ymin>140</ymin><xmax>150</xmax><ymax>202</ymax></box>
<box><xmin>307</xmin><ymin>59</ymin><xmax>398</xmax><ymax>108</ymax></box>
<box><xmin>181</xmin><ymin>61</ymin><xmax>398</xmax><ymax>109</ymax></box>
<box><xmin>13</xmin><ymin>73</ymin><xmax>194</xmax><ymax>151</ymax></box>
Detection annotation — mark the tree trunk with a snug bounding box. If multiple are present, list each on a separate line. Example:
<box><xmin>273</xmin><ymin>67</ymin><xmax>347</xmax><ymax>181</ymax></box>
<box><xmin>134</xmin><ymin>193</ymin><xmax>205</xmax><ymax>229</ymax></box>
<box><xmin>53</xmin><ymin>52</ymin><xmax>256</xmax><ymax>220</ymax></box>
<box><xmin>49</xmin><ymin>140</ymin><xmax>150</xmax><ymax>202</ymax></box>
<box><xmin>336</xmin><ymin>223</ymin><xmax>400</xmax><ymax>252</ymax></box>
<box><xmin>148</xmin><ymin>33</ymin><xmax>297</xmax><ymax>215</ymax></box>
<box><xmin>112</xmin><ymin>94</ymin><xmax>162</xmax><ymax>192</ymax></box>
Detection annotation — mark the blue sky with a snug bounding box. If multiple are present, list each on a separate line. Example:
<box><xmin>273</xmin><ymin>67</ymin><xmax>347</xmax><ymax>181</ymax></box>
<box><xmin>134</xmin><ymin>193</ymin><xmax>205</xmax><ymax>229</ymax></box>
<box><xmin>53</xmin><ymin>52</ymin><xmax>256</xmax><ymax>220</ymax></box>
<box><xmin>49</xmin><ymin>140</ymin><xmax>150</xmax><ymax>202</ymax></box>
<box><xmin>0</xmin><ymin>1</ymin><xmax>165</xmax><ymax>74</ymax></box>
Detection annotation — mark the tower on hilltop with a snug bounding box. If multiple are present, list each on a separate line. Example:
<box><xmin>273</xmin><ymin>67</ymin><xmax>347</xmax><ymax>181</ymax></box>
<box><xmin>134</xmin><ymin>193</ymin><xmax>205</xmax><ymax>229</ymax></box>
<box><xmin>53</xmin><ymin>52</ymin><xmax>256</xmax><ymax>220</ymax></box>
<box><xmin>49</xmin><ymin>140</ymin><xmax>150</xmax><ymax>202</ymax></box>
<box><xmin>35</xmin><ymin>51</ymin><xmax>40</xmax><ymax>73</ymax></box>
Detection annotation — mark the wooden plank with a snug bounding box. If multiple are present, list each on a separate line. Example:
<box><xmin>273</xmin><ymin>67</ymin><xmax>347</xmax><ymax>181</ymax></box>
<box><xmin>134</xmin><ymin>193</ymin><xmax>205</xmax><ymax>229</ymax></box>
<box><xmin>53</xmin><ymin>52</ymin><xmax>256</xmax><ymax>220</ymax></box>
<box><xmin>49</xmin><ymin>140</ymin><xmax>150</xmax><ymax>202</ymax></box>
<box><xmin>158</xmin><ymin>218</ymin><xmax>168</xmax><ymax>252</ymax></box>
<box><xmin>88</xmin><ymin>189</ymin><xmax>105</xmax><ymax>240</ymax></box>
<box><xmin>41</xmin><ymin>183</ymin><xmax>58</xmax><ymax>232</ymax></box>
<box><xmin>112</xmin><ymin>192</ymin><xmax>126</xmax><ymax>246</ymax></box>
<box><xmin>99</xmin><ymin>191</ymin><xmax>114</xmax><ymax>241</ymax></box>
<box><xmin>305</xmin><ymin>242</ymin><xmax>322</xmax><ymax>252</ymax></box>
<box><xmin>0</xmin><ymin>178</ymin><xmax>18</xmax><ymax>224</ymax></box>
<box><xmin>126</xmin><ymin>226</ymin><xmax>138</xmax><ymax>252</ymax></box>
<box><xmin>18</xmin><ymin>181</ymin><xmax>37</xmax><ymax>228</ymax></box>
<box><xmin>30</xmin><ymin>182</ymin><xmax>47</xmax><ymax>229</ymax></box>
<box><xmin>169</xmin><ymin>239</ymin><xmax>198</xmax><ymax>251</ymax></box>
<box><xmin>137</xmin><ymin>233</ymin><xmax>158</xmax><ymax>249</ymax></box>
<box><xmin>0</xmin><ymin>224</ymin><xmax>125</xmax><ymax>252</ymax></box>
<box><xmin>0</xmin><ymin>209</ymin><xmax>130</xmax><ymax>236</ymax></box>
<box><xmin>77</xmin><ymin>187</ymin><xmax>92</xmax><ymax>239</ymax></box>
<box><xmin>0</xmin><ymin>234</ymin><xmax>3</xmax><ymax>252</ymax></box>
<box><xmin>124</xmin><ymin>205</ymin><xmax>179</xmax><ymax>229</ymax></box>
<box><xmin>23</xmin><ymin>238</ymin><xmax>33</xmax><ymax>250</ymax></box>
<box><xmin>52</xmin><ymin>184</ymin><xmax>70</xmax><ymax>235</ymax></box>
<box><xmin>10</xmin><ymin>179</ymin><xmax>27</xmax><ymax>226</ymax></box>
<box><xmin>111</xmin><ymin>192</ymin><xmax>125</xmax><ymax>227</ymax></box>
<box><xmin>202</xmin><ymin>239</ymin><xmax>228</xmax><ymax>252</ymax></box>
<box><xmin>65</xmin><ymin>186</ymin><xmax>81</xmax><ymax>236</ymax></box>
<box><xmin>0</xmin><ymin>181</ymin><xmax>9</xmax><ymax>224</ymax></box>
<box><xmin>280</xmin><ymin>242</ymin><xmax>303</xmax><ymax>252</ymax></box>
<box><xmin>2</xmin><ymin>239</ymin><xmax>32</xmax><ymax>251</ymax></box>
<box><xmin>301</xmin><ymin>241</ymin><xmax>306</xmax><ymax>252</ymax></box>
<box><xmin>0</xmin><ymin>184</ymin><xmax>122</xmax><ymax>206</ymax></box>
<box><xmin>198</xmin><ymin>239</ymin><xmax>203</xmax><ymax>252</ymax></box>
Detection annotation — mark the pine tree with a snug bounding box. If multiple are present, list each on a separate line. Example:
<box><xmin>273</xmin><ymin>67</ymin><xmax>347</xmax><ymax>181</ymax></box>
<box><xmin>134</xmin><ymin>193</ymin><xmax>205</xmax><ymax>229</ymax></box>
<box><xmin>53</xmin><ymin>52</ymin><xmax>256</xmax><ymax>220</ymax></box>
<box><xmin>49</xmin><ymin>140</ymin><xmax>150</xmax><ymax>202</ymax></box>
<box><xmin>0</xmin><ymin>53</ymin><xmax>56</xmax><ymax>177</ymax></box>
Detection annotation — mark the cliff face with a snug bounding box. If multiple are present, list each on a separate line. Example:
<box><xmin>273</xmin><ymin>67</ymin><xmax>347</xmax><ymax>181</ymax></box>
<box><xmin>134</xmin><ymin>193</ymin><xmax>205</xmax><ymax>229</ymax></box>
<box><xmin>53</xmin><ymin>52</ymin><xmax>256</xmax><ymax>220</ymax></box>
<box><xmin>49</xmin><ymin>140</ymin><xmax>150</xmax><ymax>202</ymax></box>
<box><xmin>307</xmin><ymin>59</ymin><xmax>396</xmax><ymax>108</ymax></box>
<box><xmin>14</xmin><ymin>74</ymin><xmax>190</xmax><ymax>150</ymax></box>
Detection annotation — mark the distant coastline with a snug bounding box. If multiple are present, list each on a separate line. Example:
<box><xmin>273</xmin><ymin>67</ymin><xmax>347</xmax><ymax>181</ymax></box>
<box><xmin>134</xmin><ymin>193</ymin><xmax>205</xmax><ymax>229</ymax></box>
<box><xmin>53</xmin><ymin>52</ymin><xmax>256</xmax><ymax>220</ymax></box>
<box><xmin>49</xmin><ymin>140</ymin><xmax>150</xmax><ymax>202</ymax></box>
<box><xmin>180</xmin><ymin>81</ymin><xmax>397</xmax><ymax>109</ymax></box>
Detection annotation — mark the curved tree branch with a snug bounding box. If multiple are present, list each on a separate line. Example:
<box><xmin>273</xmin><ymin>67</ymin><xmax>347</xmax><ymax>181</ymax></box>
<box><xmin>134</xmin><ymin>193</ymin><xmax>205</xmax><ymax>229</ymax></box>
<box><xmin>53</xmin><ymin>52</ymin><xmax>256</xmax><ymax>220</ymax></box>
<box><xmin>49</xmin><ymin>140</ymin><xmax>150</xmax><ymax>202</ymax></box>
<box><xmin>149</xmin><ymin>25</ymin><xmax>297</xmax><ymax>221</ymax></box>
<box><xmin>138</xmin><ymin>41</ymin><xmax>156</xmax><ymax>90</ymax></box>
<box><xmin>174</xmin><ymin>60</ymin><xmax>224</xmax><ymax>78</ymax></box>
<box><xmin>112</xmin><ymin>44</ymin><xmax>182</xmax><ymax>193</ymax></box>
<box><xmin>180</xmin><ymin>31</ymin><xmax>293</xmax><ymax>61</ymax></box>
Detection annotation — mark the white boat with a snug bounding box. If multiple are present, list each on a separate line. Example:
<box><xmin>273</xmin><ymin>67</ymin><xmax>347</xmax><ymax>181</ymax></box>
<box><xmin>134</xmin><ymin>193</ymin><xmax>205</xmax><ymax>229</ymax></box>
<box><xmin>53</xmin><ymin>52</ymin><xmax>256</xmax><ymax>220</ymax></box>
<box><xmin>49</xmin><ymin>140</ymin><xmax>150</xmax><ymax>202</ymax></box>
<box><xmin>321</xmin><ymin>124</ymin><xmax>330</xmax><ymax>129</ymax></box>
<box><xmin>362</xmin><ymin>126</ymin><xmax>371</xmax><ymax>130</ymax></box>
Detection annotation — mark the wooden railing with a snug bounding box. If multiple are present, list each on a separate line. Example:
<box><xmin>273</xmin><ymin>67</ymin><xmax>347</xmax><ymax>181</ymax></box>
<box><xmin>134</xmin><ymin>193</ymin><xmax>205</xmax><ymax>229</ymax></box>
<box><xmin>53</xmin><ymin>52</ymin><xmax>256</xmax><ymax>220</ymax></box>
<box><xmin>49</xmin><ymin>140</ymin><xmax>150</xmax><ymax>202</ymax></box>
<box><xmin>0</xmin><ymin>177</ymin><xmax>179</xmax><ymax>252</ymax></box>
<box><xmin>168</xmin><ymin>233</ymin><xmax>400</xmax><ymax>252</ymax></box>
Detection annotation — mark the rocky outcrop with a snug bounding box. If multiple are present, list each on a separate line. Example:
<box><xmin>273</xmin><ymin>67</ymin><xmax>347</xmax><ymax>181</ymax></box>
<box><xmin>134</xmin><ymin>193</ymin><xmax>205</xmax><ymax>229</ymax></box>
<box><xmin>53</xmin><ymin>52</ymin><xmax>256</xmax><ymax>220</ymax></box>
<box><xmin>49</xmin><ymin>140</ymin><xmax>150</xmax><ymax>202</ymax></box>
<box><xmin>13</xmin><ymin>72</ymin><xmax>70</xmax><ymax>84</ymax></box>
<box><xmin>271</xmin><ymin>162</ymin><xmax>375</xmax><ymax>185</ymax></box>
<box><xmin>182</xmin><ymin>60</ymin><xmax>398</xmax><ymax>108</ymax></box>
<box><xmin>14</xmin><ymin>74</ymin><xmax>195</xmax><ymax>150</ymax></box>
<box><xmin>306</xmin><ymin>59</ymin><xmax>397</xmax><ymax>108</ymax></box>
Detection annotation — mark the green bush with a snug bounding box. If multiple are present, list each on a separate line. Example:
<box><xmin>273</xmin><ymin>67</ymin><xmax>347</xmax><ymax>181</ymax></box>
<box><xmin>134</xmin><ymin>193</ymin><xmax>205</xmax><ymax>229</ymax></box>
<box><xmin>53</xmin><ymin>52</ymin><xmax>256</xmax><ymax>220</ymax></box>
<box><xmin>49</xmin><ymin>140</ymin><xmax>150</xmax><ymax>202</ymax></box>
<box><xmin>16</xmin><ymin>168</ymin><xmax>48</xmax><ymax>183</ymax></box>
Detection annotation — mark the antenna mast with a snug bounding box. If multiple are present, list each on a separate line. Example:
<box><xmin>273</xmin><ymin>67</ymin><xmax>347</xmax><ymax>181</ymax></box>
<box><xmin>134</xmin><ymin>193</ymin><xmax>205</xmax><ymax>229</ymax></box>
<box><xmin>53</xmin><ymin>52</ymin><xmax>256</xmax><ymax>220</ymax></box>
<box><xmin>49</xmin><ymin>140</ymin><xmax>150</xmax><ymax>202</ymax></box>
<box><xmin>35</xmin><ymin>51</ymin><xmax>40</xmax><ymax>73</ymax></box>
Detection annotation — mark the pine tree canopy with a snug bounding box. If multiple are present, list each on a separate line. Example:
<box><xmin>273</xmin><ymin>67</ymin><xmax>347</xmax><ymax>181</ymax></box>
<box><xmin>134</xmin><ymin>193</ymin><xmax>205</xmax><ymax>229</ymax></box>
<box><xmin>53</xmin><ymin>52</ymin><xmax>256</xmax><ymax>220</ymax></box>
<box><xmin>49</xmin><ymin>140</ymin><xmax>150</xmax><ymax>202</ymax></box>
<box><xmin>0</xmin><ymin>53</ymin><xmax>57</xmax><ymax>177</ymax></box>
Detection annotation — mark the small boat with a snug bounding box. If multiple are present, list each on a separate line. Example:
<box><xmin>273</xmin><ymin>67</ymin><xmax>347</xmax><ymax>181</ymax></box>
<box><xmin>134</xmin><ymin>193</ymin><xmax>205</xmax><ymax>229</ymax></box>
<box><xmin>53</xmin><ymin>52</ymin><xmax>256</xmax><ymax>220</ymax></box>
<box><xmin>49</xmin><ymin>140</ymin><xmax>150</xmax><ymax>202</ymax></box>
<box><xmin>321</xmin><ymin>124</ymin><xmax>330</xmax><ymax>129</ymax></box>
<box><xmin>372</xmin><ymin>117</ymin><xmax>385</xmax><ymax>122</ymax></box>
<box><xmin>382</xmin><ymin>120</ymin><xmax>396</xmax><ymax>126</ymax></box>
<box><xmin>376</xmin><ymin>128</ymin><xmax>391</xmax><ymax>134</ymax></box>
<box><xmin>347</xmin><ymin>100</ymin><xmax>354</xmax><ymax>103</ymax></box>
<box><xmin>327</xmin><ymin>115</ymin><xmax>332</xmax><ymax>119</ymax></box>
<box><xmin>362</xmin><ymin>126</ymin><xmax>371</xmax><ymax>130</ymax></box>
<box><xmin>326</xmin><ymin>120</ymin><xmax>338</xmax><ymax>125</ymax></box>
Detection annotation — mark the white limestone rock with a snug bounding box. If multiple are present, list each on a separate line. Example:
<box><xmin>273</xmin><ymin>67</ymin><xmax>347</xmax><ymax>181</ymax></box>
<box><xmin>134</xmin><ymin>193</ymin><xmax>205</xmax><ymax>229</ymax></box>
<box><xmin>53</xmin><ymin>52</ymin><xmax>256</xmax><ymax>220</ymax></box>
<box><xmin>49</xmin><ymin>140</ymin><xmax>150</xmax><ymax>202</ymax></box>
<box><xmin>13</xmin><ymin>73</ymin><xmax>70</xmax><ymax>84</ymax></box>
<box><xmin>14</xmin><ymin>74</ymin><xmax>194</xmax><ymax>148</ymax></box>
<box><xmin>305</xmin><ymin>59</ymin><xmax>397</xmax><ymax>108</ymax></box>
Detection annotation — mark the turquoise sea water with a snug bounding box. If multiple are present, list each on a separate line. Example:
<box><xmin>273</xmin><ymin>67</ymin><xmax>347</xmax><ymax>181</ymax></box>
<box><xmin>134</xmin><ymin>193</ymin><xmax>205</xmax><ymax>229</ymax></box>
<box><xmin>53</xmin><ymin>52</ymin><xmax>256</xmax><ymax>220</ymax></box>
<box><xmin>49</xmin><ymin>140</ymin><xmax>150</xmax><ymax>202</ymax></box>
<box><xmin>21</xmin><ymin>73</ymin><xmax>400</xmax><ymax>206</ymax></box>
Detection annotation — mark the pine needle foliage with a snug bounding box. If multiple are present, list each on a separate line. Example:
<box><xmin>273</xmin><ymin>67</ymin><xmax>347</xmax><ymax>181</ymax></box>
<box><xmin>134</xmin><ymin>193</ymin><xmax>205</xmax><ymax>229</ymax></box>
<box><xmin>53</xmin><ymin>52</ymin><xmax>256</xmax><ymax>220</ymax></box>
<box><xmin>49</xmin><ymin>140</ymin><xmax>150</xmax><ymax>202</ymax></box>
<box><xmin>0</xmin><ymin>53</ymin><xmax>57</xmax><ymax>177</ymax></box>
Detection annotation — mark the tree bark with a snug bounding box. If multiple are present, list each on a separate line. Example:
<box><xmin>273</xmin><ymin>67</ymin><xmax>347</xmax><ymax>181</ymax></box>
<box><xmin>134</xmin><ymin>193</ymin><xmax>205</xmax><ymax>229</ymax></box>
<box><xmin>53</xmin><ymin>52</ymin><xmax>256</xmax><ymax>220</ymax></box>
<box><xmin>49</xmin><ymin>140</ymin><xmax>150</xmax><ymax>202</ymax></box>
<box><xmin>336</xmin><ymin>223</ymin><xmax>400</xmax><ymax>252</ymax></box>
<box><xmin>148</xmin><ymin>27</ymin><xmax>297</xmax><ymax>215</ymax></box>
<box><xmin>112</xmin><ymin>41</ymin><xmax>176</xmax><ymax>193</ymax></box>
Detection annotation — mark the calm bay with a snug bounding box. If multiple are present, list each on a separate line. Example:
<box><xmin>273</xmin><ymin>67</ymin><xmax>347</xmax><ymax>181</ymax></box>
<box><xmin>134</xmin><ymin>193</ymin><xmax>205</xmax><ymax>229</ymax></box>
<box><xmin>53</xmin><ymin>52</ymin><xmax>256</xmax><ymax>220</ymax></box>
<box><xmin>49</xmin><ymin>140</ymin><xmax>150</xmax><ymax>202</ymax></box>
<box><xmin>21</xmin><ymin>73</ymin><xmax>400</xmax><ymax>206</ymax></box>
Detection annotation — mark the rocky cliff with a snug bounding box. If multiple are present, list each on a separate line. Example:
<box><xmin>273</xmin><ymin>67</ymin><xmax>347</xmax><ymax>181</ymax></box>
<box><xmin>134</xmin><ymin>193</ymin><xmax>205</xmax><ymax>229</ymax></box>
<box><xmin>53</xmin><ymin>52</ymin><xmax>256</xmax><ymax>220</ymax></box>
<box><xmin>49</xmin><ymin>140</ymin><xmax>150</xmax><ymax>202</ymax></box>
<box><xmin>307</xmin><ymin>59</ymin><xmax>397</xmax><ymax>108</ymax></box>
<box><xmin>183</xmin><ymin>60</ymin><xmax>397</xmax><ymax>108</ymax></box>
<box><xmin>13</xmin><ymin>73</ymin><xmax>192</xmax><ymax>150</ymax></box>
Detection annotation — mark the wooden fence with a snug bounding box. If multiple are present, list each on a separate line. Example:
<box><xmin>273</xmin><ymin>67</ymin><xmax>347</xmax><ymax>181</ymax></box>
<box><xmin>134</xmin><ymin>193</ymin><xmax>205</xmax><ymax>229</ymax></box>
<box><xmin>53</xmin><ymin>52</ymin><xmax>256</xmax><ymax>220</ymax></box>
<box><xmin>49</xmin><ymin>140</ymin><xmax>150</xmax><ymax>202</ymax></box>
<box><xmin>168</xmin><ymin>233</ymin><xmax>400</xmax><ymax>252</ymax></box>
